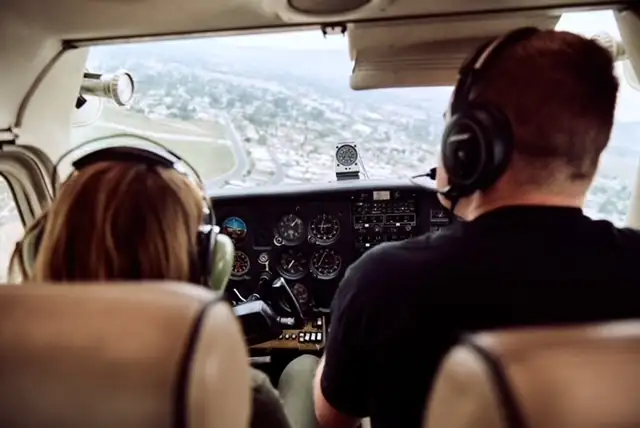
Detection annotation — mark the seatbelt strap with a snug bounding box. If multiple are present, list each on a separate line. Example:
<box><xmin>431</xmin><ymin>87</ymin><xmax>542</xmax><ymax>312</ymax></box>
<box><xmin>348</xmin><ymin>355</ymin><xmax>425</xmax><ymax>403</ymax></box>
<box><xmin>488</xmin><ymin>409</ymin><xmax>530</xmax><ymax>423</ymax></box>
<box><xmin>174</xmin><ymin>295</ymin><xmax>224</xmax><ymax>428</ymax></box>
<box><xmin>463</xmin><ymin>337</ymin><xmax>529</xmax><ymax>428</ymax></box>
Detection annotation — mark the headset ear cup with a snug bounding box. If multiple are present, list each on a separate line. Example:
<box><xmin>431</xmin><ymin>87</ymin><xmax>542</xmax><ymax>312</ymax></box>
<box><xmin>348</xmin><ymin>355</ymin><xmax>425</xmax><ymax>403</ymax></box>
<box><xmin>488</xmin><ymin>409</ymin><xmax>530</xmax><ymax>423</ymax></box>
<box><xmin>466</xmin><ymin>103</ymin><xmax>514</xmax><ymax>190</ymax></box>
<box><xmin>441</xmin><ymin>112</ymin><xmax>486</xmax><ymax>196</ymax></box>
<box><xmin>441</xmin><ymin>104</ymin><xmax>513</xmax><ymax>194</ymax></box>
<box><xmin>208</xmin><ymin>232</ymin><xmax>234</xmax><ymax>292</ymax></box>
<box><xmin>17</xmin><ymin>217</ymin><xmax>46</xmax><ymax>280</ymax></box>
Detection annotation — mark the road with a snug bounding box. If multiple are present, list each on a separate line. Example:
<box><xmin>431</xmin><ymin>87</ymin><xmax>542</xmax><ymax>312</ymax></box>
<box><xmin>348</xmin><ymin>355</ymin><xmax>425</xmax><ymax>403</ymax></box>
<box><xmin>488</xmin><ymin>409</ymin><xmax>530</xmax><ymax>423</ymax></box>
<box><xmin>94</xmin><ymin>122</ymin><xmax>214</xmax><ymax>143</ymax></box>
<box><xmin>266</xmin><ymin>146</ymin><xmax>284</xmax><ymax>185</ymax></box>
<box><xmin>206</xmin><ymin>116</ymin><xmax>251</xmax><ymax>190</ymax></box>
<box><xmin>80</xmin><ymin>110</ymin><xmax>284</xmax><ymax>190</ymax></box>
<box><xmin>89</xmin><ymin>113</ymin><xmax>254</xmax><ymax>190</ymax></box>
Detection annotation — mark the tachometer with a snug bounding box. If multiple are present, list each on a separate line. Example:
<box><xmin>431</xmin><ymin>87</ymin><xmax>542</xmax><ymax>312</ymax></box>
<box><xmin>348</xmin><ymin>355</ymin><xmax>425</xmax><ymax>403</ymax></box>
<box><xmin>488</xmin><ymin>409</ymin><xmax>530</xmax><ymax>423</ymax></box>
<box><xmin>310</xmin><ymin>248</ymin><xmax>342</xmax><ymax>280</ymax></box>
<box><xmin>231</xmin><ymin>251</ymin><xmax>250</xmax><ymax>278</ymax></box>
<box><xmin>275</xmin><ymin>213</ymin><xmax>306</xmax><ymax>246</ymax></box>
<box><xmin>308</xmin><ymin>213</ymin><xmax>340</xmax><ymax>245</ymax></box>
<box><xmin>277</xmin><ymin>248</ymin><xmax>308</xmax><ymax>280</ymax></box>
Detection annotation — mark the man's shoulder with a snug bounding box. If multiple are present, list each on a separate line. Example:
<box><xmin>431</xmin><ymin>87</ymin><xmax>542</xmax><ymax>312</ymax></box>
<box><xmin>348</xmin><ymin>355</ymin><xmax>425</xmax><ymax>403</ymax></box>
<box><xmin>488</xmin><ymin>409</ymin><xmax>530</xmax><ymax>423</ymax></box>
<box><xmin>344</xmin><ymin>230</ymin><xmax>457</xmax><ymax>291</ymax></box>
<box><xmin>352</xmin><ymin>229</ymin><xmax>459</xmax><ymax>273</ymax></box>
<box><xmin>613</xmin><ymin>225</ymin><xmax>640</xmax><ymax>241</ymax></box>
<box><xmin>590</xmin><ymin>219</ymin><xmax>640</xmax><ymax>249</ymax></box>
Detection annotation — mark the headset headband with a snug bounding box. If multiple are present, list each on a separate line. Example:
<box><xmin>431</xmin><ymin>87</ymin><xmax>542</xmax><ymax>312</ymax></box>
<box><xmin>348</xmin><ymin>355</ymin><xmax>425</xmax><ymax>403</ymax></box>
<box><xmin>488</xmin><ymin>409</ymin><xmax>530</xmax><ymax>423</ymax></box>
<box><xmin>51</xmin><ymin>134</ymin><xmax>203</xmax><ymax>196</ymax></box>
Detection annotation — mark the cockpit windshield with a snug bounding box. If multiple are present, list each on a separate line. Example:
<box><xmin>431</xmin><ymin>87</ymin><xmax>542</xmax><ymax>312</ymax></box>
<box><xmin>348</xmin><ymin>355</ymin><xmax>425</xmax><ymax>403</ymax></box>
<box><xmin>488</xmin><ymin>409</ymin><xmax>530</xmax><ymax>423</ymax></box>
<box><xmin>72</xmin><ymin>9</ymin><xmax>640</xmax><ymax>227</ymax></box>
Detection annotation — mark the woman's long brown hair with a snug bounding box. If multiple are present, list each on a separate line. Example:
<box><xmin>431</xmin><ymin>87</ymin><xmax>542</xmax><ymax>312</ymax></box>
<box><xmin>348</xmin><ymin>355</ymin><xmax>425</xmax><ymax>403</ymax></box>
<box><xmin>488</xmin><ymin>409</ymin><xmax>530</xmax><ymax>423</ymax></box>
<box><xmin>13</xmin><ymin>161</ymin><xmax>205</xmax><ymax>282</ymax></box>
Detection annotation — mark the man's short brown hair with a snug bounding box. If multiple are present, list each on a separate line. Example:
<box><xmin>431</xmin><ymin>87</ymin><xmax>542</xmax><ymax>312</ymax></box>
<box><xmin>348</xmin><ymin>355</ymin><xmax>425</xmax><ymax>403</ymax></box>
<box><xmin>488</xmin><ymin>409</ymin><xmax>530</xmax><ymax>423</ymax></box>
<box><xmin>473</xmin><ymin>29</ymin><xmax>619</xmax><ymax>186</ymax></box>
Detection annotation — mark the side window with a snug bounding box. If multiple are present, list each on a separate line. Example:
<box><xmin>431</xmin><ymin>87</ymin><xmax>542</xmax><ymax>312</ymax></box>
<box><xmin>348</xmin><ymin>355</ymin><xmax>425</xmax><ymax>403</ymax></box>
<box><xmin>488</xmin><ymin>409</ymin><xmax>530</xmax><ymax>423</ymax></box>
<box><xmin>0</xmin><ymin>178</ymin><xmax>23</xmax><ymax>282</ymax></box>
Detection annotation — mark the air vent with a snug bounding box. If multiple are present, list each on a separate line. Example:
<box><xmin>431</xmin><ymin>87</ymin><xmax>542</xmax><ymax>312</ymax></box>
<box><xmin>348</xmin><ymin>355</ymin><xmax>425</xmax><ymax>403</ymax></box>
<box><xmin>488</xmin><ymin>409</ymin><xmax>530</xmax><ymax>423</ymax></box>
<box><xmin>288</xmin><ymin>0</ymin><xmax>371</xmax><ymax>15</ymax></box>
<box><xmin>263</xmin><ymin>0</ymin><xmax>395</xmax><ymax>22</ymax></box>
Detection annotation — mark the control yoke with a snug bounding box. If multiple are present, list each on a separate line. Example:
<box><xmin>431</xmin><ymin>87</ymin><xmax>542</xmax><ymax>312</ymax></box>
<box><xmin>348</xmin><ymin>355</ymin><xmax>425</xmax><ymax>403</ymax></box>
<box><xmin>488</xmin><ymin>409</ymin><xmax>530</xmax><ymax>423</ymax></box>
<box><xmin>232</xmin><ymin>274</ymin><xmax>306</xmax><ymax>346</ymax></box>
<box><xmin>272</xmin><ymin>277</ymin><xmax>305</xmax><ymax>328</ymax></box>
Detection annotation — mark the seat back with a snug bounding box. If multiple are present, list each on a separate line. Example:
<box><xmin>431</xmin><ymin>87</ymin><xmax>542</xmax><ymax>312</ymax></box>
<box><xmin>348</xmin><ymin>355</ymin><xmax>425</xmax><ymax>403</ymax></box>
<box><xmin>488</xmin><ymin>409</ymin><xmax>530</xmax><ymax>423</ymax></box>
<box><xmin>425</xmin><ymin>321</ymin><xmax>640</xmax><ymax>428</ymax></box>
<box><xmin>0</xmin><ymin>281</ymin><xmax>251</xmax><ymax>428</ymax></box>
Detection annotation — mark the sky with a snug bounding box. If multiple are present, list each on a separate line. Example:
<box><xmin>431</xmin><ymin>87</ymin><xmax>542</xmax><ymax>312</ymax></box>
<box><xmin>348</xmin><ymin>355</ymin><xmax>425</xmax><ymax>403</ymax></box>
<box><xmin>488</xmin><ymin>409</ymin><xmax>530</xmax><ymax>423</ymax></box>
<box><xmin>204</xmin><ymin>9</ymin><xmax>639</xmax><ymax>122</ymax></box>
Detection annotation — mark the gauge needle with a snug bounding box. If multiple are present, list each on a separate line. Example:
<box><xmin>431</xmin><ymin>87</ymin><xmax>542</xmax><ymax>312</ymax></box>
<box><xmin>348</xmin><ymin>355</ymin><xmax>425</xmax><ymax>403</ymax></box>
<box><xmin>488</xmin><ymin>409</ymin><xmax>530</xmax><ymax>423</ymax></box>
<box><xmin>319</xmin><ymin>252</ymin><xmax>326</xmax><ymax>265</ymax></box>
<box><xmin>288</xmin><ymin>260</ymin><xmax>294</xmax><ymax>268</ymax></box>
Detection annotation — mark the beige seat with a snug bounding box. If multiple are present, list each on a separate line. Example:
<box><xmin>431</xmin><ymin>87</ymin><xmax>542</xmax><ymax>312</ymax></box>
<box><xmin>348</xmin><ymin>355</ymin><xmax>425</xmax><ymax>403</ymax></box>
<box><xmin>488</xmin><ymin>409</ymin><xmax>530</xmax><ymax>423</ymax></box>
<box><xmin>0</xmin><ymin>281</ymin><xmax>251</xmax><ymax>428</ymax></box>
<box><xmin>425</xmin><ymin>321</ymin><xmax>640</xmax><ymax>428</ymax></box>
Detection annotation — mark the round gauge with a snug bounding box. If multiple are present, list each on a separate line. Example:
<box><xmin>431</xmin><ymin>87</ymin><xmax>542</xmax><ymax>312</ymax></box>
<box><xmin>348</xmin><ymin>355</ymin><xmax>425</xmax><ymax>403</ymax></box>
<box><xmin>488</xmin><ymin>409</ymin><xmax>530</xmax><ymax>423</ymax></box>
<box><xmin>280</xmin><ymin>283</ymin><xmax>310</xmax><ymax>313</ymax></box>
<box><xmin>292</xmin><ymin>283</ymin><xmax>310</xmax><ymax>308</ymax></box>
<box><xmin>231</xmin><ymin>251</ymin><xmax>250</xmax><ymax>277</ymax></box>
<box><xmin>309</xmin><ymin>213</ymin><xmax>341</xmax><ymax>245</ymax></box>
<box><xmin>222</xmin><ymin>216</ymin><xmax>248</xmax><ymax>242</ymax></box>
<box><xmin>310</xmin><ymin>248</ymin><xmax>342</xmax><ymax>280</ymax></box>
<box><xmin>336</xmin><ymin>144</ymin><xmax>358</xmax><ymax>166</ymax></box>
<box><xmin>275</xmin><ymin>213</ymin><xmax>305</xmax><ymax>245</ymax></box>
<box><xmin>277</xmin><ymin>249</ymin><xmax>308</xmax><ymax>280</ymax></box>
<box><xmin>292</xmin><ymin>283</ymin><xmax>310</xmax><ymax>304</ymax></box>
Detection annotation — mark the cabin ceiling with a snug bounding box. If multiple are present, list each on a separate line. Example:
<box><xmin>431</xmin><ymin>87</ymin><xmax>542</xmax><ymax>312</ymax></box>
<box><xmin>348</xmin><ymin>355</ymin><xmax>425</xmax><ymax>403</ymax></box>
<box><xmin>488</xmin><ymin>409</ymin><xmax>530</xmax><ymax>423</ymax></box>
<box><xmin>3</xmin><ymin>0</ymin><xmax>633</xmax><ymax>43</ymax></box>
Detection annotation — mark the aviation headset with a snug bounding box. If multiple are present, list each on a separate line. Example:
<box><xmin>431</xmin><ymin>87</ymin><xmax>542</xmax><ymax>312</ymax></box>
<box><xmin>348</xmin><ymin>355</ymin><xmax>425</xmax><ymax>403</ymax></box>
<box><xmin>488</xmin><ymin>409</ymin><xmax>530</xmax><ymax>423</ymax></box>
<box><xmin>440</xmin><ymin>26</ymin><xmax>541</xmax><ymax>208</ymax></box>
<box><xmin>21</xmin><ymin>143</ymin><xmax>218</xmax><ymax>287</ymax></box>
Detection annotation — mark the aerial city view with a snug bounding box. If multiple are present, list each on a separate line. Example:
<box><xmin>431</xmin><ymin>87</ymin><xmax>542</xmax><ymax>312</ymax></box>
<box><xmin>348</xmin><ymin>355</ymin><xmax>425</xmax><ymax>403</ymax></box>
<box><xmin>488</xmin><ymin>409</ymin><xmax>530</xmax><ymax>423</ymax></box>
<box><xmin>0</xmin><ymin>21</ymin><xmax>639</xmax><ymax>280</ymax></box>
<box><xmin>74</xmin><ymin>32</ymin><xmax>640</xmax><ymax>228</ymax></box>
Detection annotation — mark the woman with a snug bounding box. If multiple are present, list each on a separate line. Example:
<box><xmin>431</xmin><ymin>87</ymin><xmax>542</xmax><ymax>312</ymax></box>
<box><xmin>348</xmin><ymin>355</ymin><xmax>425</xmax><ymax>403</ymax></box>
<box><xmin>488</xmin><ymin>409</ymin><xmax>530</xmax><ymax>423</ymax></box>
<box><xmin>10</xmin><ymin>154</ymin><xmax>320</xmax><ymax>428</ymax></box>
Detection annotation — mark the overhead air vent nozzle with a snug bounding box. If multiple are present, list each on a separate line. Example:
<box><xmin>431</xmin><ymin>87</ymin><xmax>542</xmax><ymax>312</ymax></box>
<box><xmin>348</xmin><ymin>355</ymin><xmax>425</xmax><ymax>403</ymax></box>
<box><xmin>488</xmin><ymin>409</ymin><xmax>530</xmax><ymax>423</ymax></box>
<box><xmin>263</xmin><ymin>0</ymin><xmax>395</xmax><ymax>22</ymax></box>
<box><xmin>288</xmin><ymin>0</ymin><xmax>371</xmax><ymax>15</ymax></box>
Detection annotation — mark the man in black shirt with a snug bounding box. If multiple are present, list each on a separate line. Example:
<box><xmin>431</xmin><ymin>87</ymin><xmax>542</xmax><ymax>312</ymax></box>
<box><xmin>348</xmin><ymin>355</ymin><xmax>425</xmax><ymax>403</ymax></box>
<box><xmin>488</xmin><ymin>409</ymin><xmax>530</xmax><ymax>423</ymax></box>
<box><xmin>312</xmin><ymin>28</ymin><xmax>640</xmax><ymax>428</ymax></box>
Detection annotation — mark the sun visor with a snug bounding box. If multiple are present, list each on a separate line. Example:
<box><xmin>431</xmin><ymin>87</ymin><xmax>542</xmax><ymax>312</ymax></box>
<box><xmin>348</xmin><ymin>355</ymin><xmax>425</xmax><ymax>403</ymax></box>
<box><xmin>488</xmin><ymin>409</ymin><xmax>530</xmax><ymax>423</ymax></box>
<box><xmin>348</xmin><ymin>13</ymin><xmax>560</xmax><ymax>90</ymax></box>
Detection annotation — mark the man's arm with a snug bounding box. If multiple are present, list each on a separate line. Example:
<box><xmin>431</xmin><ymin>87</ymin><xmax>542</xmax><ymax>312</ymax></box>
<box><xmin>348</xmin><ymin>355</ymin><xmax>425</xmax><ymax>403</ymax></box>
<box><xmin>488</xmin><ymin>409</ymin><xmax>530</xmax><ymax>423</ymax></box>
<box><xmin>312</xmin><ymin>259</ymin><xmax>376</xmax><ymax>428</ymax></box>
<box><xmin>313</xmin><ymin>356</ymin><xmax>359</xmax><ymax>428</ymax></box>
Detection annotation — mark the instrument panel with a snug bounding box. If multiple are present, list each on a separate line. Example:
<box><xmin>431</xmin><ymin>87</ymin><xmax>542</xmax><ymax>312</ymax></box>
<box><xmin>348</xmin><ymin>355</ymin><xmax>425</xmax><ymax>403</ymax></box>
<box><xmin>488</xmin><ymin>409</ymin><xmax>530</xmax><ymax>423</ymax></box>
<box><xmin>212</xmin><ymin>180</ymin><xmax>456</xmax><ymax>319</ymax></box>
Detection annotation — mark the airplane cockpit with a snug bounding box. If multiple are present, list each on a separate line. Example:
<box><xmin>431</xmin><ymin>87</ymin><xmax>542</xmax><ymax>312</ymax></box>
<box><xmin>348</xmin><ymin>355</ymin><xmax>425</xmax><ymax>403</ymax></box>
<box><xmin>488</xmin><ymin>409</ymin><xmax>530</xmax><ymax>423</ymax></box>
<box><xmin>1</xmin><ymin>0</ymin><xmax>640</xmax><ymax>426</ymax></box>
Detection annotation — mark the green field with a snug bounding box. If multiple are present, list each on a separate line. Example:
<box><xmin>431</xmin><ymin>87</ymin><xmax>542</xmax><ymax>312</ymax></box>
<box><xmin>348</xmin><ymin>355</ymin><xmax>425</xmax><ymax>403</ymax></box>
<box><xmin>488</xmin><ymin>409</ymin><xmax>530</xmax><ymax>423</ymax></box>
<box><xmin>71</xmin><ymin>105</ymin><xmax>236</xmax><ymax>181</ymax></box>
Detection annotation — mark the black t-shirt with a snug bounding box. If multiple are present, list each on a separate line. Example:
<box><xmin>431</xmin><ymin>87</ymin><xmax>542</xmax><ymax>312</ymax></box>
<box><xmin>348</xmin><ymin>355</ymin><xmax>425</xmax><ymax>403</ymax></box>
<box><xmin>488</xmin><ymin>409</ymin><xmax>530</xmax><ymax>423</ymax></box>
<box><xmin>320</xmin><ymin>206</ymin><xmax>640</xmax><ymax>428</ymax></box>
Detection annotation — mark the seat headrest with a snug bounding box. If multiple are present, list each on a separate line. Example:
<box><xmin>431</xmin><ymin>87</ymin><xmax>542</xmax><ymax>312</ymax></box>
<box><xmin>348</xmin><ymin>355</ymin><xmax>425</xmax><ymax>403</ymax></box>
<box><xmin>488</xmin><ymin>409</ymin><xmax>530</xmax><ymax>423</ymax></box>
<box><xmin>425</xmin><ymin>321</ymin><xmax>640</xmax><ymax>428</ymax></box>
<box><xmin>0</xmin><ymin>281</ymin><xmax>251</xmax><ymax>428</ymax></box>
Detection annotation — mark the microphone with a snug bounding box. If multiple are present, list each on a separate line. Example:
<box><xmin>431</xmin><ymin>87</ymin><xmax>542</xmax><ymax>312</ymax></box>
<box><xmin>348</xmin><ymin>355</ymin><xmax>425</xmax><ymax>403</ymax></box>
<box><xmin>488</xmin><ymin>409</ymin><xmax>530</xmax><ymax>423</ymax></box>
<box><xmin>411</xmin><ymin>167</ymin><xmax>459</xmax><ymax>200</ymax></box>
<box><xmin>411</xmin><ymin>167</ymin><xmax>437</xmax><ymax>181</ymax></box>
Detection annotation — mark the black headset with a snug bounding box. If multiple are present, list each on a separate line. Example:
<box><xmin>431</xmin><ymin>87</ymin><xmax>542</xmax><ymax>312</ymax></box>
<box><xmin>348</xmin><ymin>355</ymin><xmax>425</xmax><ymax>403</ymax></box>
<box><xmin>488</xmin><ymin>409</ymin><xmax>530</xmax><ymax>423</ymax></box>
<box><xmin>440</xmin><ymin>27</ymin><xmax>541</xmax><ymax>201</ymax></box>
<box><xmin>41</xmin><ymin>142</ymin><xmax>218</xmax><ymax>287</ymax></box>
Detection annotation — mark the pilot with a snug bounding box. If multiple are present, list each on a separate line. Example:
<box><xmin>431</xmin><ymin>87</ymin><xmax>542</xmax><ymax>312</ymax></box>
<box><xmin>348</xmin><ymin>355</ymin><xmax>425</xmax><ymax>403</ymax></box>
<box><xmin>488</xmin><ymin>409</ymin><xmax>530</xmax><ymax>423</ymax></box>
<box><xmin>9</xmin><ymin>152</ymin><xmax>320</xmax><ymax>428</ymax></box>
<box><xmin>312</xmin><ymin>28</ymin><xmax>640</xmax><ymax>428</ymax></box>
